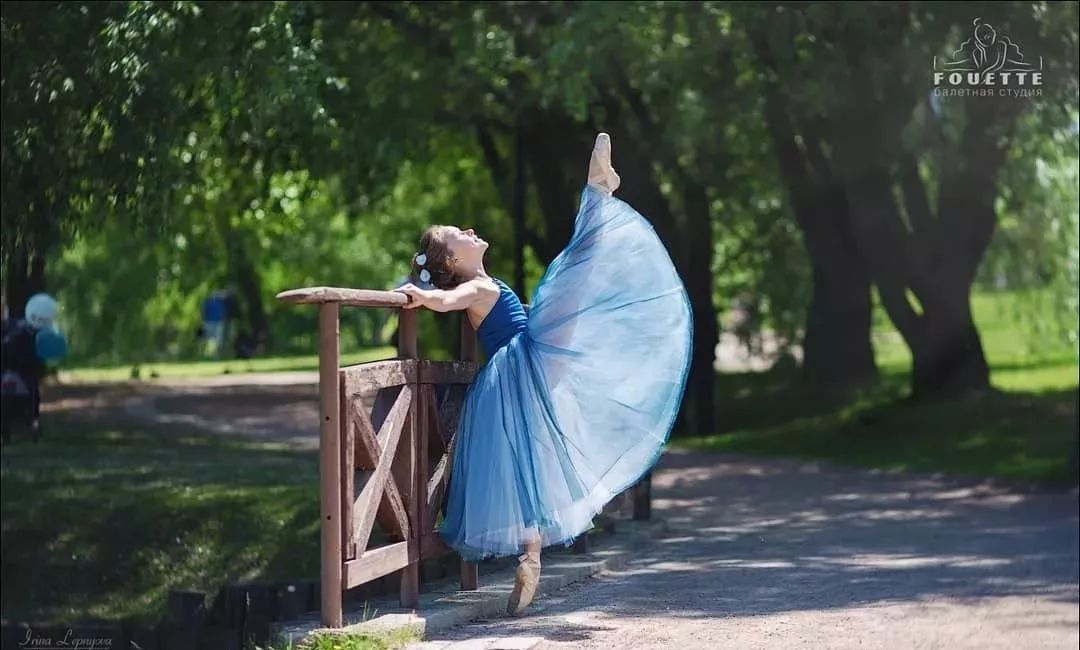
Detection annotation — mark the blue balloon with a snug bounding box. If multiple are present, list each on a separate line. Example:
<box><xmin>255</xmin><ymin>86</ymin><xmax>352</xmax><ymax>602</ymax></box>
<box><xmin>35</xmin><ymin>327</ymin><xmax>68</xmax><ymax>362</ymax></box>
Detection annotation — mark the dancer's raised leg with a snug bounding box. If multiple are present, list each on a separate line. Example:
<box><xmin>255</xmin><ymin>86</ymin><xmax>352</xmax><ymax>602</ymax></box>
<box><xmin>587</xmin><ymin>132</ymin><xmax>621</xmax><ymax>195</ymax></box>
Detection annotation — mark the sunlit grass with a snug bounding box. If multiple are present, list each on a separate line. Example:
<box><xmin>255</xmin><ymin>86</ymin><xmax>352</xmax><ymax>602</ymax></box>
<box><xmin>871</xmin><ymin>289</ymin><xmax>1078</xmax><ymax>380</ymax></box>
<box><xmin>274</xmin><ymin>628</ymin><xmax>422</xmax><ymax>650</ymax></box>
<box><xmin>0</xmin><ymin>422</ymin><xmax>320</xmax><ymax>625</ymax></box>
<box><xmin>677</xmin><ymin>290</ymin><xmax>1079</xmax><ymax>485</ymax></box>
<box><xmin>679</xmin><ymin>373</ymin><xmax>1077</xmax><ymax>484</ymax></box>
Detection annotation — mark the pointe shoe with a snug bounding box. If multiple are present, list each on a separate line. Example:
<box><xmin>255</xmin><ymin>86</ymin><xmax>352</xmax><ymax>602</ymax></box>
<box><xmin>506</xmin><ymin>551</ymin><xmax>541</xmax><ymax>617</ymax></box>
<box><xmin>588</xmin><ymin>132</ymin><xmax>621</xmax><ymax>195</ymax></box>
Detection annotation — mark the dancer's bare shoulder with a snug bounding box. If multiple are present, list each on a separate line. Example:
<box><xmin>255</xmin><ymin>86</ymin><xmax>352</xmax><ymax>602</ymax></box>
<box><xmin>466</xmin><ymin>277</ymin><xmax>501</xmax><ymax>328</ymax></box>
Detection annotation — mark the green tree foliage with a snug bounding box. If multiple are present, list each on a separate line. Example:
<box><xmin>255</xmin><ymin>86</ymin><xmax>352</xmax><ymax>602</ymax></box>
<box><xmin>2</xmin><ymin>1</ymin><xmax>1076</xmax><ymax>412</ymax></box>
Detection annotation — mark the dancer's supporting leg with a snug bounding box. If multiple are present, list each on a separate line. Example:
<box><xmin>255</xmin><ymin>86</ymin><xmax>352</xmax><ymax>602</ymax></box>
<box><xmin>507</xmin><ymin>528</ymin><xmax>542</xmax><ymax>616</ymax></box>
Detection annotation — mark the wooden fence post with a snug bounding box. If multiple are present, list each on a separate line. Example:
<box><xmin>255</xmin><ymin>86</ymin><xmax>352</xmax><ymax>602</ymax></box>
<box><xmin>319</xmin><ymin>303</ymin><xmax>343</xmax><ymax>627</ymax></box>
<box><xmin>458</xmin><ymin>312</ymin><xmax>480</xmax><ymax>591</ymax></box>
<box><xmin>397</xmin><ymin>309</ymin><xmax>420</xmax><ymax>608</ymax></box>
<box><xmin>633</xmin><ymin>472</ymin><xmax>652</xmax><ymax>521</ymax></box>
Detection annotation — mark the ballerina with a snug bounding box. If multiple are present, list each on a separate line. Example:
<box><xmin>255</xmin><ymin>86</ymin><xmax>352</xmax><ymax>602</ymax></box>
<box><xmin>396</xmin><ymin>133</ymin><xmax>692</xmax><ymax>616</ymax></box>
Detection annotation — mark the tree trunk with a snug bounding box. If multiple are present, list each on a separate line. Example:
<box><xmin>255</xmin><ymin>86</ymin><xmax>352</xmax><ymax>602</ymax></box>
<box><xmin>835</xmin><ymin>157</ymin><xmax>992</xmax><ymax>397</ymax></box>
<box><xmin>681</xmin><ymin>181</ymin><xmax>717</xmax><ymax>435</ymax></box>
<box><xmin>512</xmin><ymin>120</ymin><xmax>527</xmax><ymax>298</ymax></box>
<box><xmin>798</xmin><ymin>190</ymin><xmax>878</xmax><ymax>387</ymax></box>
<box><xmin>909</xmin><ymin>289</ymin><xmax>991</xmax><ymax>398</ymax></box>
<box><xmin>233</xmin><ymin>244</ymin><xmax>268</xmax><ymax>353</ymax></box>
<box><xmin>802</xmin><ymin>262</ymin><xmax>877</xmax><ymax>387</ymax></box>
<box><xmin>3</xmin><ymin>246</ymin><xmax>47</xmax><ymax>319</ymax></box>
<box><xmin>217</xmin><ymin>211</ymin><xmax>268</xmax><ymax>356</ymax></box>
<box><xmin>521</xmin><ymin>116</ymin><xmax>590</xmax><ymax>262</ymax></box>
<box><xmin>752</xmin><ymin>45</ymin><xmax>879</xmax><ymax>388</ymax></box>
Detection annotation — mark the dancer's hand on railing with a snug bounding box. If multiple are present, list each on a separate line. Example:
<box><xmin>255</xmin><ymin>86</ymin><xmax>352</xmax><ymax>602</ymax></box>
<box><xmin>395</xmin><ymin>278</ymin><xmax>493</xmax><ymax>313</ymax></box>
<box><xmin>395</xmin><ymin>283</ymin><xmax>430</xmax><ymax>309</ymax></box>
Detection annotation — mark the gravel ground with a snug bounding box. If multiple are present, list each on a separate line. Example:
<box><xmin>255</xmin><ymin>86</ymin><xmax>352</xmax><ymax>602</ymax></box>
<box><xmin>425</xmin><ymin>449</ymin><xmax>1079</xmax><ymax>650</ymax></box>
<box><xmin>41</xmin><ymin>375</ymin><xmax>1079</xmax><ymax>649</ymax></box>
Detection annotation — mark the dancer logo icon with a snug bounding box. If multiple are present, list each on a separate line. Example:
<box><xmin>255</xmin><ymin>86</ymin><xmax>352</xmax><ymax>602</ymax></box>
<box><xmin>932</xmin><ymin>18</ymin><xmax>1044</xmax><ymax>97</ymax></box>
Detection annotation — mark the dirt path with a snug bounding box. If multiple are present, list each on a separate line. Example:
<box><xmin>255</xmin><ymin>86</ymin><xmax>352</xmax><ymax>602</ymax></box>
<box><xmin>41</xmin><ymin>377</ymin><xmax>322</xmax><ymax>449</ymax></box>
<box><xmin>424</xmin><ymin>449</ymin><xmax>1079</xmax><ymax>649</ymax></box>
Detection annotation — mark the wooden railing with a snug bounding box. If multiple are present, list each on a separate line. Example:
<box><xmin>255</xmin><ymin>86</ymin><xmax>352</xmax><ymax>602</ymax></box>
<box><xmin>277</xmin><ymin>286</ymin><xmax>650</xmax><ymax>628</ymax></box>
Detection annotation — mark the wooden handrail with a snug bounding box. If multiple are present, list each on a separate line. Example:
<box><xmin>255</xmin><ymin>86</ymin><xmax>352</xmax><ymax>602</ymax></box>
<box><xmin>276</xmin><ymin>286</ymin><xmax>410</xmax><ymax>308</ymax></box>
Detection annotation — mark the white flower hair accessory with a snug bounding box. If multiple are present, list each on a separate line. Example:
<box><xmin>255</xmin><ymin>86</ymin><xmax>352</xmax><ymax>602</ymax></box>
<box><xmin>415</xmin><ymin>252</ymin><xmax>432</xmax><ymax>285</ymax></box>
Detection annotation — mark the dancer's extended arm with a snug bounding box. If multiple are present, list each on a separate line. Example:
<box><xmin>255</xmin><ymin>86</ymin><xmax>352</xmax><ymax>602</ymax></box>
<box><xmin>397</xmin><ymin>278</ymin><xmax>490</xmax><ymax>312</ymax></box>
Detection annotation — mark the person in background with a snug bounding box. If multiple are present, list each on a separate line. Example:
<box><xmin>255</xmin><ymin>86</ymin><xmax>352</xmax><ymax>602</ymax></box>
<box><xmin>2</xmin><ymin>293</ymin><xmax>67</xmax><ymax>443</ymax></box>
<box><xmin>201</xmin><ymin>291</ymin><xmax>228</xmax><ymax>358</ymax></box>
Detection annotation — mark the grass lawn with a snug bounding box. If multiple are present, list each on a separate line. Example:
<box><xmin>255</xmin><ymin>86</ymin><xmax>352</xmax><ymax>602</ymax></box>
<box><xmin>675</xmin><ymin>290</ymin><xmax>1079</xmax><ymax>485</ymax></box>
<box><xmin>678</xmin><ymin>369</ymin><xmax>1077</xmax><ymax>484</ymax></box>
<box><xmin>59</xmin><ymin>347</ymin><xmax>397</xmax><ymax>383</ymax></box>
<box><xmin>0</xmin><ymin>420</ymin><xmax>320</xmax><ymax>626</ymax></box>
<box><xmin>279</xmin><ymin>629</ymin><xmax>422</xmax><ymax>650</ymax></box>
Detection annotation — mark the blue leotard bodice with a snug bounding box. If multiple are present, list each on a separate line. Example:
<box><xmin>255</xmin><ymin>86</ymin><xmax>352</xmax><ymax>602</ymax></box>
<box><xmin>477</xmin><ymin>278</ymin><xmax>528</xmax><ymax>358</ymax></box>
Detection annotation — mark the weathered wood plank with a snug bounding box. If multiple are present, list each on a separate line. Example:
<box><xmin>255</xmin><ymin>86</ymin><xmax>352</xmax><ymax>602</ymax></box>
<box><xmin>456</xmin><ymin>313</ymin><xmax>479</xmax><ymax>592</ymax></box>
<box><xmin>437</xmin><ymin>385</ymin><xmax>466</xmax><ymax>447</ymax></box>
<box><xmin>349</xmin><ymin>397</ymin><xmax>379</xmax><ymax>470</ymax></box>
<box><xmin>416</xmin><ymin>384</ymin><xmax>432</xmax><ymax>546</ymax></box>
<box><xmin>397</xmin><ymin>309</ymin><xmax>420</xmax><ymax>609</ymax></box>
<box><xmin>341</xmin><ymin>375</ymin><xmax>355</xmax><ymax>560</ymax></box>
<box><xmin>418</xmin><ymin>360</ymin><xmax>477</xmax><ymax>385</ymax></box>
<box><xmin>425</xmin><ymin>453</ymin><xmax>449</xmax><ymax>533</ymax></box>
<box><xmin>420</xmin><ymin>386</ymin><xmax>451</xmax><ymax>553</ymax></box>
<box><xmin>351</xmin><ymin>386</ymin><xmax>412</xmax><ymax>551</ymax></box>
<box><xmin>424</xmin><ymin>385</ymin><xmax>445</xmax><ymax>456</ymax></box>
<box><xmin>349</xmin><ymin>398</ymin><xmax>410</xmax><ymax>540</ymax></box>
<box><xmin>420</xmin><ymin>533</ymin><xmax>450</xmax><ymax>558</ymax></box>
<box><xmin>633</xmin><ymin>472</ymin><xmax>652</xmax><ymax>520</ymax></box>
<box><xmin>341</xmin><ymin>360</ymin><xmax>417</xmax><ymax>398</ymax></box>
<box><xmin>459</xmin><ymin>312</ymin><xmax>477</xmax><ymax>362</ymax></box>
<box><xmin>460</xmin><ymin>562</ymin><xmax>479</xmax><ymax>591</ymax></box>
<box><xmin>318</xmin><ymin>303</ymin><xmax>343</xmax><ymax>627</ymax></box>
<box><xmin>370</xmin><ymin>385</ymin><xmax>402</xmax><ymax>436</ymax></box>
<box><xmin>357</xmin><ymin>389</ymin><xmax>411</xmax><ymax>540</ymax></box>
<box><xmin>342</xmin><ymin>541</ymin><xmax>415</xmax><ymax>589</ymax></box>
<box><xmin>398</xmin><ymin>308</ymin><xmax>418</xmax><ymax>358</ymax></box>
<box><xmin>276</xmin><ymin>287</ymin><xmax>410</xmax><ymax>308</ymax></box>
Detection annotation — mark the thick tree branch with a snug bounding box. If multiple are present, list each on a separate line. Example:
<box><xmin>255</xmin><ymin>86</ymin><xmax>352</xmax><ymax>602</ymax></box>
<box><xmin>938</xmin><ymin>96</ymin><xmax>1026</xmax><ymax>288</ymax></box>
<box><xmin>898</xmin><ymin>150</ymin><xmax>943</xmax><ymax>281</ymax></box>
<box><xmin>474</xmin><ymin>121</ymin><xmax>514</xmax><ymax>213</ymax></box>
<box><xmin>898</xmin><ymin>151</ymin><xmax>937</xmax><ymax>235</ymax></box>
<box><xmin>875</xmin><ymin>280</ymin><xmax>922</xmax><ymax>344</ymax></box>
<box><xmin>522</xmin><ymin>225</ymin><xmax>550</xmax><ymax>264</ymax></box>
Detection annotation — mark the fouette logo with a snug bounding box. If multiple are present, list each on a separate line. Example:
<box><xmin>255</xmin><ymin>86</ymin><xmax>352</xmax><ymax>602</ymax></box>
<box><xmin>933</xmin><ymin>18</ymin><xmax>1044</xmax><ymax>98</ymax></box>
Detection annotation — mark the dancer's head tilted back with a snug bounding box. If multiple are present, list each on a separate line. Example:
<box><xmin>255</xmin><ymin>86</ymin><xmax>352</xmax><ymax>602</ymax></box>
<box><xmin>411</xmin><ymin>225</ymin><xmax>489</xmax><ymax>289</ymax></box>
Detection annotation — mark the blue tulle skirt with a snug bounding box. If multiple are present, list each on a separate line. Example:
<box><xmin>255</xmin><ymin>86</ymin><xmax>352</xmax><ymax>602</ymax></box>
<box><xmin>437</xmin><ymin>184</ymin><xmax>693</xmax><ymax>561</ymax></box>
